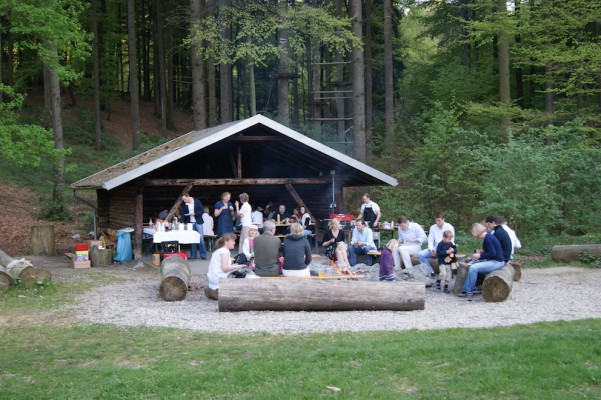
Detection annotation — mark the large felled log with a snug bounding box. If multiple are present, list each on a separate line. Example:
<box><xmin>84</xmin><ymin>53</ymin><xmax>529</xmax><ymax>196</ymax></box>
<box><xmin>218</xmin><ymin>279</ymin><xmax>425</xmax><ymax>312</ymax></box>
<box><xmin>551</xmin><ymin>244</ymin><xmax>601</xmax><ymax>263</ymax></box>
<box><xmin>159</xmin><ymin>255</ymin><xmax>191</xmax><ymax>301</ymax></box>
<box><xmin>0</xmin><ymin>249</ymin><xmax>52</xmax><ymax>285</ymax></box>
<box><xmin>89</xmin><ymin>245</ymin><xmax>114</xmax><ymax>268</ymax></box>
<box><xmin>410</xmin><ymin>254</ymin><xmax>439</xmax><ymax>273</ymax></box>
<box><xmin>482</xmin><ymin>264</ymin><xmax>515</xmax><ymax>303</ymax></box>
<box><xmin>30</xmin><ymin>225</ymin><xmax>57</xmax><ymax>256</ymax></box>
<box><xmin>0</xmin><ymin>265</ymin><xmax>11</xmax><ymax>291</ymax></box>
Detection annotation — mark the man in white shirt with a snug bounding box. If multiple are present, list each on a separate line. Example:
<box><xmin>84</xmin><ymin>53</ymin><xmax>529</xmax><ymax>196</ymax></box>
<box><xmin>202</xmin><ymin>207</ymin><xmax>214</xmax><ymax>236</ymax></box>
<box><xmin>251</xmin><ymin>206</ymin><xmax>264</xmax><ymax>230</ymax></box>
<box><xmin>418</xmin><ymin>213</ymin><xmax>455</xmax><ymax>276</ymax></box>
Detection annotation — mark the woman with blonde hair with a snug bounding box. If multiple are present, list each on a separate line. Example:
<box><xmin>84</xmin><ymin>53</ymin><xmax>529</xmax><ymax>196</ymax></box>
<box><xmin>460</xmin><ymin>222</ymin><xmax>505</xmax><ymax>301</ymax></box>
<box><xmin>379</xmin><ymin>239</ymin><xmax>399</xmax><ymax>281</ymax></box>
<box><xmin>282</xmin><ymin>223</ymin><xmax>312</xmax><ymax>277</ymax></box>
<box><xmin>321</xmin><ymin>218</ymin><xmax>350</xmax><ymax>267</ymax></box>
<box><xmin>205</xmin><ymin>233</ymin><xmax>246</xmax><ymax>300</ymax></box>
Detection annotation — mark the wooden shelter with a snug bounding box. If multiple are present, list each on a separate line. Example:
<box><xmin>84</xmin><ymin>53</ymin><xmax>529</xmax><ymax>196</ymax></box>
<box><xmin>70</xmin><ymin>114</ymin><xmax>398</xmax><ymax>258</ymax></box>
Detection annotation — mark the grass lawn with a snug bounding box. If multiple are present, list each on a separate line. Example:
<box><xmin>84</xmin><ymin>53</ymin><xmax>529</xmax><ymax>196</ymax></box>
<box><xmin>1</xmin><ymin>319</ymin><xmax>600</xmax><ymax>399</ymax></box>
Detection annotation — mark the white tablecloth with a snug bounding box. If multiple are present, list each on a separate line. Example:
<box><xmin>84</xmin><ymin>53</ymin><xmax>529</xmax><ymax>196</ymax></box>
<box><xmin>149</xmin><ymin>229</ymin><xmax>201</xmax><ymax>244</ymax></box>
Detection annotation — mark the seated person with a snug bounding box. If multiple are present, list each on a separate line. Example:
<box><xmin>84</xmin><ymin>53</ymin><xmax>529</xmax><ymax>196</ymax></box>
<box><xmin>322</xmin><ymin>218</ymin><xmax>350</xmax><ymax>268</ymax></box>
<box><xmin>349</xmin><ymin>219</ymin><xmax>377</xmax><ymax>266</ymax></box>
<box><xmin>282</xmin><ymin>223</ymin><xmax>312</xmax><ymax>277</ymax></box>
<box><xmin>299</xmin><ymin>206</ymin><xmax>313</xmax><ymax>236</ymax></box>
<box><xmin>393</xmin><ymin>215</ymin><xmax>427</xmax><ymax>270</ymax></box>
<box><xmin>252</xmin><ymin>220</ymin><xmax>282</xmax><ymax>277</ymax></box>
<box><xmin>379</xmin><ymin>239</ymin><xmax>399</xmax><ymax>281</ymax></box>
<box><xmin>205</xmin><ymin>233</ymin><xmax>246</xmax><ymax>300</ymax></box>
<box><xmin>242</xmin><ymin>225</ymin><xmax>260</xmax><ymax>260</ymax></box>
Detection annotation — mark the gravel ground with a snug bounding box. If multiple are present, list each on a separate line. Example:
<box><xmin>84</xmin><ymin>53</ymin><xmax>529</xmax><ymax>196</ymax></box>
<box><xmin>70</xmin><ymin>266</ymin><xmax>601</xmax><ymax>334</ymax></box>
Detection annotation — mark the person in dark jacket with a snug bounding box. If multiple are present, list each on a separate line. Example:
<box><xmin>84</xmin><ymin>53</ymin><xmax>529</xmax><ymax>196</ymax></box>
<box><xmin>282</xmin><ymin>223</ymin><xmax>312</xmax><ymax>277</ymax></box>
<box><xmin>435</xmin><ymin>230</ymin><xmax>456</xmax><ymax>293</ymax></box>
<box><xmin>379</xmin><ymin>239</ymin><xmax>398</xmax><ymax>281</ymax></box>
<box><xmin>461</xmin><ymin>223</ymin><xmax>505</xmax><ymax>300</ymax></box>
<box><xmin>485</xmin><ymin>215</ymin><xmax>512</xmax><ymax>264</ymax></box>
<box><xmin>181</xmin><ymin>193</ymin><xmax>207</xmax><ymax>260</ymax></box>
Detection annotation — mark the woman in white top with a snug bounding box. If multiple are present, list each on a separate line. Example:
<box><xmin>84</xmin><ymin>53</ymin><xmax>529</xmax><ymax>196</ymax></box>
<box><xmin>205</xmin><ymin>233</ymin><xmax>245</xmax><ymax>300</ymax></box>
<box><xmin>299</xmin><ymin>206</ymin><xmax>313</xmax><ymax>236</ymax></box>
<box><xmin>242</xmin><ymin>225</ymin><xmax>260</xmax><ymax>260</ymax></box>
<box><xmin>202</xmin><ymin>206</ymin><xmax>214</xmax><ymax>235</ymax></box>
<box><xmin>235</xmin><ymin>193</ymin><xmax>253</xmax><ymax>253</ymax></box>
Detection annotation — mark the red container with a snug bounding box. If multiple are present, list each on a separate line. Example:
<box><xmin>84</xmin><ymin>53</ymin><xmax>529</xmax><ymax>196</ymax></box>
<box><xmin>75</xmin><ymin>243</ymin><xmax>89</xmax><ymax>252</ymax></box>
<box><xmin>329</xmin><ymin>214</ymin><xmax>354</xmax><ymax>221</ymax></box>
<box><xmin>161</xmin><ymin>252</ymin><xmax>188</xmax><ymax>261</ymax></box>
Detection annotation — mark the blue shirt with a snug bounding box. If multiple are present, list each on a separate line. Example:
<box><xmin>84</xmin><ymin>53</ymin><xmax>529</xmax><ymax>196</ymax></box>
<box><xmin>351</xmin><ymin>227</ymin><xmax>376</xmax><ymax>249</ymax></box>
<box><xmin>397</xmin><ymin>222</ymin><xmax>427</xmax><ymax>246</ymax></box>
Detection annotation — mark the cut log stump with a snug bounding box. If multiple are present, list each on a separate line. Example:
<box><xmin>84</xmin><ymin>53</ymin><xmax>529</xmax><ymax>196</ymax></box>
<box><xmin>0</xmin><ymin>266</ymin><xmax>11</xmax><ymax>291</ymax></box>
<box><xmin>453</xmin><ymin>263</ymin><xmax>469</xmax><ymax>295</ymax></box>
<box><xmin>30</xmin><ymin>225</ymin><xmax>57</xmax><ymax>256</ymax></box>
<box><xmin>482</xmin><ymin>264</ymin><xmax>515</xmax><ymax>303</ymax></box>
<box><xmin>159</xmin><ymin>255</ymin><xmax>191</xmax><ymax>301</ymax></box>
<box><xmin>90</xmin><ymin>245</ymin><xmax>114</xmax><ymax>268</ymax></box>
<box><xmin>218</xmin><ymin>279</ymin><xmax>425</xmax><ymax>312</ymax></box>
<box><xmin>0</xmin><ymin>249</ymin><xmax>52</xmax><ymax>285</ymax></box>
<box><xmin>551</xmin><ymin>244</ymin><xmax>601</xmax><ymax>263</ymax></box>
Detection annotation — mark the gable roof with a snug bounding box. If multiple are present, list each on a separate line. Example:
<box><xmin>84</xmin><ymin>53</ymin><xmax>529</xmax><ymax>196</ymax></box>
<box><xmin>70</xmin><ymin>114</ymin><xmax>398</xmax><ymax>190</ymax></box>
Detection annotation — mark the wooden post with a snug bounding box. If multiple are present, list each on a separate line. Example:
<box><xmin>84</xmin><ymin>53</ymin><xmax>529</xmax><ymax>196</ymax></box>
<box><xmin>453</xmin><ymin>264</ymin><xmax>469</xmax><ymax>295</ymax></box>
<box><xmin>133</xmin><ymin>188</ymin><xmax>143</xmax><ymax>259</ymax></box>
<box><xmin>30</xmin><ymin>225</ymin><xmax>56</xmax><ymax>256</ymax></box>
<box><xmin>218</xmin><ymin>279</ymin><xmax>425</xmax><ymax>312</ymax></box>
<box><xmin>482</xmin><ymin>264</ymin><xmax>515</xmax><ymax>303</ymax></box>
<box><xmin>159</xmin><ymin>255</ymin><xmax>191</xmax><ymax>301</ymax></box>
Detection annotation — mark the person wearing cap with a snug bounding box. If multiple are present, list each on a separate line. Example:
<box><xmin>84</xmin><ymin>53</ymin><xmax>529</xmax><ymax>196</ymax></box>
<box><xmin>242</xmin><ymin>225</ymin><xmax>260</xmax><ymax>260</ymax></box>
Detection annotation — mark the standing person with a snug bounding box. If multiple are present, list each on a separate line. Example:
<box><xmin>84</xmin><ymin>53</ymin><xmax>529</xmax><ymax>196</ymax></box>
<box><xmin>349</xmin><ymin>219</ymin><xmax>377</xmax><ymax>266</ymax></box>
<box><xmin>460</xmin><ymin>223</ymin><xmax>505</xmax><ymax>300</ymax></box>
<box><xmin>393</xmin><ymin>215</ymin><xmax>427</xmax><ymax>270</ymax></box>
<box><xmin>214</xmin><ymin>192</ymin><xmax>235</xmax><ymax>237</ymax></box>
<box><xmin>242</xmin><ymin>225</ymin><xmax>259</xmax><ymax>260</ymax></box>
<box><xmin>181</xmin><ymin>193</ymin><xmax>207</xmax><ymax>260</ymax></box>
<box><xmin>418</xmin><ymin>213</ymin><xmax>455</xmax><ymax>275</ymax></box>
<box><xmin>253</xmin><ymin>220</ymin><xmax>282</xmax><ymax>277</ymax></box>
<box><xmin>202</xmin><ymin>206</ymin><xmax>214</xmax><ymax>236</ymax></box>
<box><xmin>356</xmin><ymin>193</ymin><xmax>381</xmax><ymax>230</ymax></box>
<box><xmin>435</xmin><ymin>230</ymin><xmax>456</xmax><ymax>293</ymax></box>
<box><xmin>484</xmin><ymin>215</ymin><xmax>512</xmax><ymax>264</ymax></box>
<box><xmin>379</xmin><ymin>239</ymin><xmax>399</xmax><ymax>281</ymax></box>
<box><xmin>282</xmin><ymin>223</ymin><xmax>312</xmax><ymax>277</ymax></box>
<box><xmin>235</xmin><ymin>193</ymin><xmax>253</xmax><ymax>253</ymax></box>
<box><xmin>205</xmin><ymin>233</ymin><xmax>246</xmax><ymax>300</ymax></box>
<box><xmin>322</xmin><ymin>218</ymin><xmax>350</xmax><ymax>268</ymax></box>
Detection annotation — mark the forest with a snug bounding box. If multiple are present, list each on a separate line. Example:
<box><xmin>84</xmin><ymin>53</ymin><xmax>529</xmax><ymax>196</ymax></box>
<box><xmin>1</xmin><ymin>0</ymin><xmax>600</xmax><ymax>238</ymax></box>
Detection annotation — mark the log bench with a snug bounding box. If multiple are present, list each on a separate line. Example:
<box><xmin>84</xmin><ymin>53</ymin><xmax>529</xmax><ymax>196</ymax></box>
<box><xmin>218</xmin><ymin>278</ymin><xmax>425</xmax><ymax>312</ymax></box>
<box><xmin>453</xmin><ymin>263</ymin><xmax>515</xmax><ymax>302</ymax></box>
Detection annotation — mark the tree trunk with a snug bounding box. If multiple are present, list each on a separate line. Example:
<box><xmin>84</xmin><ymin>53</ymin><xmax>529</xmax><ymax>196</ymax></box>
<box><xmin>335</xmin><ymin>0</ymin><xmax>346</xmax><ymax>152</ymax></box>
<box><xmin>497</xmin><ymin>0</ymin><xmax>510</xmax><ymax>139</ymax></box>
<box><xmin>91</xmin><ymin>0</ymin><xmax>102</xmax><ymax>150</ymax></box>
<box><xmin>383</xmin><ymin>0</ymin><xmax>394</xmax><ymax>140</ymax></box>
<box><xmin>349</xmin><ymin>0</ymin><xmax>366</xmax><ymax>162</ymax></box>
<box><xmin>165</xmin><ymin>0</ymin><xmax>175</xmax><ymax>130</ymax></box>
<box><xmin>159</xmin><ymin>255</ymin><xmax>191</xmax><ymax>301</ymax></box>
<box><xmin>127</xmin><ymin>0</ymin><xmax>140</xmax><ymax>149</ymax></box>
<box><xmin>364</xmin><ymin>0</ymin><xmax>373</xmax><ymax>136</ymax></box>
<box><xmin>551</xmin><ymin>244</ymin><xmax>601</xmax><ymax>263</ymax></box>
<box><xmin>218</xmin><ymin>0</ymin><xmax>232</xmax><ymax>123</ymax></box>
<box><xmin>190</xmin><ymin>0</ymin><xmax>207</xmax><ymax>130</ymax></box>
<box><xmin>277</xmin><ymin>28</ymin><xmax>290</xmax><ymax>125</ymax></box>
<box><xmin>544</xmin><ymin>61</ymin><xmax>555</xmax><ymax>125</ymax></box>
<box><xmin>0</xmin><ymin>265</ymin><xmax>12</xmax><ymax>291</ymax></box>
<box><xmin>30</xmin><ymin>225</ymin><xmax>56</xmax><ymax>256</ymax></box>
<box><xmin>46</xmin><ymin>62</ymin><xmax>66</xmax><ymax>206</ymax></box>
<box><xmin>482</xmin><ymin>264</ymin><xmax>515</xmax><ymax>302</ymax></box>
<box><xmin>218</xmin><ymin>279</ymin><xmax>425</xmax><ymax>312</ymax></box>
<box><xmin>0</xmin><ymin>249</ymin><xmax>52</xmax><ymax>286</ymax></box>
<box><xmin>459</xmin><ymin>0</ymin><xmax>470</xmax><ymax>68</ymax></box>
<box><xmin>154</xmin><ymin>0</ymin><xmax>168</xmax><ymax>136</ymax></box>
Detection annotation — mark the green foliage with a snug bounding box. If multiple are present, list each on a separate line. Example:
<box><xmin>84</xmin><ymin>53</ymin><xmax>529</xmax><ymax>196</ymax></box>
<box><xmin>37</xmin><ymin>195</ymin><xmax>71</xmax><ymax>221</ymax></box>
<box><xmin>0</xmin><ymin>85</ymin><xmax>57</xmax><ymax>168</ymax></box>
<box><xmin>9</xmin><ymin>278</ymin><xmax>56</xmax><ymax>293</ymax></box>
<box><xmin>578</xmin><ymin>251</ymin><xmax>601</xmax><ymax>268</ymax></box>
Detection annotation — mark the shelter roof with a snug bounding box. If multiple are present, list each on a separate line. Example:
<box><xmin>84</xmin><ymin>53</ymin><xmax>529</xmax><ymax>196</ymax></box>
<box><xmin>70</xmin><ymin>114</ymin><xmax>398</xmax><ymax>190</ymax></box>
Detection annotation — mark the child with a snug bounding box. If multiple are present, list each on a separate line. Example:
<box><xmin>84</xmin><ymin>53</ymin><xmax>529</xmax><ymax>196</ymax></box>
<box><xmin>435</xmin><ymin>230</ymin><xmax>457</xmax><ymax>293</ymax></box>
<box><xmin>379</xmin><ymin>239</ymin><xmax>399</xmax><ymax>281</ymax></box>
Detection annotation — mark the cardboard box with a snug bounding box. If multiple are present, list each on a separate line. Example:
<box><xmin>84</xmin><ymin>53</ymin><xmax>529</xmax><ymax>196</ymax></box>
<box><xmin>73</xmin><ymin>260</ymin><xmax>91</xmax><ymax>269</ymax></box>
<box><xmin>88</xmin><ymin>240</ymin><xmax>103</xmax><ymax>248</ymax></box>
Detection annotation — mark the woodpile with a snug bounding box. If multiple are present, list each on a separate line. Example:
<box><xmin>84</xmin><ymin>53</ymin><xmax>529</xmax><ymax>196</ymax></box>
<box><xmin>0</xmin><ymin>249</ymin><xmax>52</xmax><ymax>288</ymax></box>
<box><xmin>218</xmin><ymin>279</ymin><xmax>425</xmax><ymax>312</ymax></box>
<box><xmin>551</xmin><ymin>244</ymin><xmax>601</xmax><ymax>263</ymax></box>
<box><xmin>159</xmin><ymin>255</ymin><xmax>191</xmax><ymax>301</ymax></box>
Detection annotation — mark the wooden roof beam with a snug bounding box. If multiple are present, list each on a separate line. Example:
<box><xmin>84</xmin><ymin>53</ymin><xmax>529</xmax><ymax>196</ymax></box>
<box><xmin>144</xmin><ymin>178</ymin><xmax>330</xmax><ymax>186</ymax></box>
